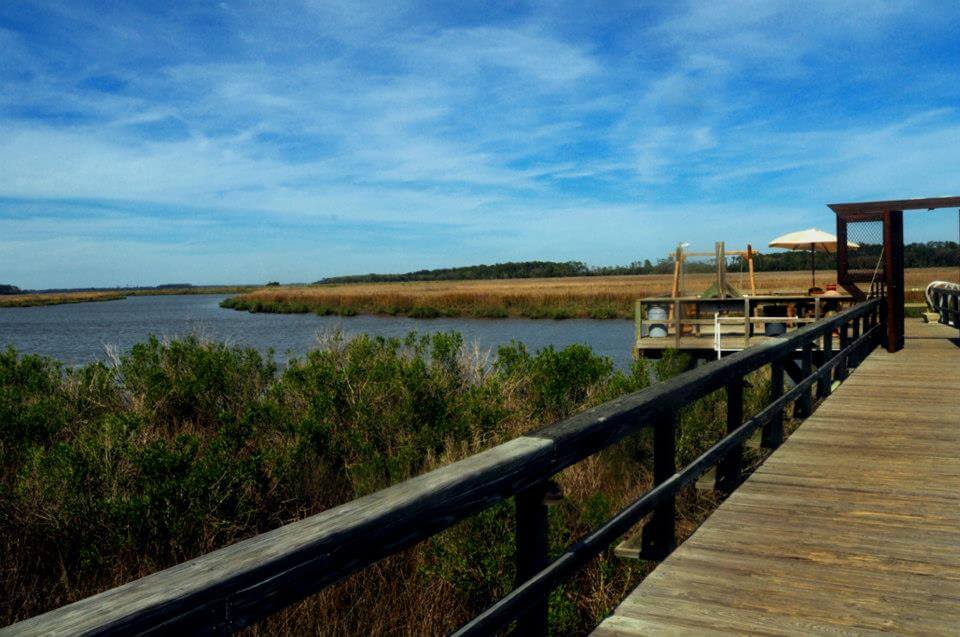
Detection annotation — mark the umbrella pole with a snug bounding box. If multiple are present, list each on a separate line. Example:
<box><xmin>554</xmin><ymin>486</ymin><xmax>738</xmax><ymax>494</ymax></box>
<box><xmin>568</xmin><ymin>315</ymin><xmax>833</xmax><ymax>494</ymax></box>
<box><xmin>811</xmin><ymin>244</ymin><xmax>816</xmax><ymax>288</ymax></box>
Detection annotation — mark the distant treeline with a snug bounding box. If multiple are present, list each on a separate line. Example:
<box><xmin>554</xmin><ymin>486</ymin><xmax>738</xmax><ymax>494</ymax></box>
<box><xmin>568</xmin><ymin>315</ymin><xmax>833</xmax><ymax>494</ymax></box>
<box><xmin>7</xmin><ymin>283</ymin><xmax>196</xmax><ymax>294</ymax></box>
<box><xmin>318</xmin><ymin>261</ymin><xmax>593</xmax><ymax>283</ymax></box>
<box><xmin>317</xmin><ymin>241</ymin><xmax>959</xmax><ymax>283</ymax></box>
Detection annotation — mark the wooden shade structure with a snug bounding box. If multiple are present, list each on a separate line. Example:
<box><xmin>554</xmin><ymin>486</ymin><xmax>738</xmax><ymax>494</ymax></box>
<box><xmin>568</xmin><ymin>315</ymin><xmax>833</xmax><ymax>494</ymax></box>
<box><xmin>827</xmin><ymin>195</ymin><xmax>960</xmax><ymax>353</ymax></box>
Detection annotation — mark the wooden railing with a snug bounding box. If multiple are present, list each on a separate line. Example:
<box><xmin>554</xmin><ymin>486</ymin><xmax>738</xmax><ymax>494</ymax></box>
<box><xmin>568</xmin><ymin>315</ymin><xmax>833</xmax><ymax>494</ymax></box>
<box><xmin>635</xmin><ymin>294</ymin><xmax>856</xmax><ymax>352</ymax></box>
<box><xmin>2</xmin><ymin>299</ymin><xmax>884</xmax><ymax>637</ymax></box>
<box><xmin>929</xmin><ymin>283</ymin><xmax>960</xmax><ymax>330</ymax></box>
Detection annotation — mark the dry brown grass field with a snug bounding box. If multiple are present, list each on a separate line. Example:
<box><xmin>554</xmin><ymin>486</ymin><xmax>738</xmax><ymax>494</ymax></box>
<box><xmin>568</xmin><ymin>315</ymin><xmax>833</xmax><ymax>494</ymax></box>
<box><xmin>223</xmin><ymin>267</ymin><xmax>955</xmax><ymax>319</ymax></box>
<box><xmin>0</xmin><ymin>286</ymin><xmax>258</xmax><ymax>308</ymax></box>
<box><xmin>0</xmin><ymin>291</ymin><xmax>126</xmax><ymax>307</ymax></box>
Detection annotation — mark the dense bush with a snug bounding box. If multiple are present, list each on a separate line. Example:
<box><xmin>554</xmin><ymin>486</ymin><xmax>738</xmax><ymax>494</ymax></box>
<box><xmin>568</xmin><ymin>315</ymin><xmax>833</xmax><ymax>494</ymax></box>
<box><xmin>0</xmin><ymin>334</ymin><xmax>762</xmax><ymax>634</ymax></box>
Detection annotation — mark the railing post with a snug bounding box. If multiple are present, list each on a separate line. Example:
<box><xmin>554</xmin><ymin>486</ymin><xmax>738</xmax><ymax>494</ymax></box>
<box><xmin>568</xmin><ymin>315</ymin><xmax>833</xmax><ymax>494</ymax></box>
<box><xmin>879</xmin><ymin>295</ymin><xmax>889</xmax><ymax>350</ymax></box>
<box><xmin>674</xmin><ymin>300</ymin><xmax>681</xmax><ymax>348</ymax></box>
<box><xmin>798</xmin><ymin>343</ymin><xmax>813</xmax><ymax>417</ymax></box>
<box><xmin>762</xmin><ymin>359</ymin><xmax>784</xmax><ymax>449</ymax></box>
<box><xmin>837</xmin><ymin>320</ymin><xmax>850</xmax><ymax>381</ymax></box>
<box><xmin>641</xmin><ymin>410</ymin><xmax>677</xmax><ymax>560</ymax></box>
<box><xmin>716</xmin><ymin>378</ymin><xmax>744</xmax><ymax>493</ymax></box>
<box><xmin>514</xmin><ymin>482</ymin><xmax>549</xmax><ymax>636</ymax></box>
<box><xmin>818</xmin><ymin>328</ymin><xmax>833</xmax><ymax>399</ymax></box>
<box><xmin>850</xmin><ymin>315</ymin><xmax>861</xmax><ymax>366</ymax></box>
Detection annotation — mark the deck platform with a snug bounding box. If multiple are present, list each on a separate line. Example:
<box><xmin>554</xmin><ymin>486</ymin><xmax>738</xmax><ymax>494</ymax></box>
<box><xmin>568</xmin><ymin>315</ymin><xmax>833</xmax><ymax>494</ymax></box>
<box><xmin>595</xmin><ymin>320</ymin><xmax>960</xmax><ymax>636</ymax></box>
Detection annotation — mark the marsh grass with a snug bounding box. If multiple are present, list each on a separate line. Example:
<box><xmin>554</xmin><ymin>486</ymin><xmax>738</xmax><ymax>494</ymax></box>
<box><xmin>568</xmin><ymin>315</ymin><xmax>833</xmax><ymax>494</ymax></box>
<box><xmin>0</xmin><ymin>286</ymin><xmax>260</xmax><ymax>308</ymax></box>
<box><xmin>1</xmin><ymin>333</ymin><xmax>802</xmax><ymax>634</ymax></box>
<box><xmin>221</xmin><ymin>268</ymin><xmax>952</xmax><ymax>319</ymax></box>
<box><xmin>0</xmin><ymin>291</ymin><xmax>127</xmax><ymax>307</ymax></box>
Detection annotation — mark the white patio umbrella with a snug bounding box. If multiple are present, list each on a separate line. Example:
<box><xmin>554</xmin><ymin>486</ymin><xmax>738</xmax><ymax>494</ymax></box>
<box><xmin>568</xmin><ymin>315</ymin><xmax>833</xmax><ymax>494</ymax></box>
<box><xmin>768</xmin><ymin>228</ymin><xmax>859</xmax><ymax>288</ymax></box>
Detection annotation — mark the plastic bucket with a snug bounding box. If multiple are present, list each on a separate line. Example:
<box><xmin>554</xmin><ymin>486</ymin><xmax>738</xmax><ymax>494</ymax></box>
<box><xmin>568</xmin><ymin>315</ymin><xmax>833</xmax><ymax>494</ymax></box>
<box><xmin>648</xmin><ymin>305</ymin><xmax>668</xmax><ymax>338</ymax></box>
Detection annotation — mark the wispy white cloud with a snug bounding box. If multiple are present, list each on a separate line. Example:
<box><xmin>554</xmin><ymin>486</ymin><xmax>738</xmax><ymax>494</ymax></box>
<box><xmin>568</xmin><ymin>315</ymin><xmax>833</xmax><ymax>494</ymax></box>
<box><xmin>1</xmin><ymin>1</ymin><xmax>959</xmax><ymax>287</ymax></box>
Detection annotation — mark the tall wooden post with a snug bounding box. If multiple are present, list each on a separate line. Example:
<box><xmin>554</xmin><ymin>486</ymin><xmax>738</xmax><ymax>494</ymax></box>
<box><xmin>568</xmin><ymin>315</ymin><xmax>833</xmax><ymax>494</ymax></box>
<box><xmin>883</xmin><ymin>210</ymin><xmax>905</xmax><ymax>352</ymax></box>
<box><xmin>671</xmin><ymin>245</ymin><xmax>683</xmax><ymax>298</ymax></box>
<box><xmin>836</xmin><ymin>216</ymin><xmax>853</xmax><ymax>297</ymax></box>
<box><xmin>715</xmin><ymin>242</ymin><xmax>725</xmax><ymax>299</ymax></box>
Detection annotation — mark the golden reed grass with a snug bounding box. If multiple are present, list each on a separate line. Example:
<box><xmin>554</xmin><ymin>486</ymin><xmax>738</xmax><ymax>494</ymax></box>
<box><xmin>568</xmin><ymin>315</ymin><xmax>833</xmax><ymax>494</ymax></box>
<box><xmin>226</xmin><ymin>268</ymin><xmax>954</xmax><ymax>319</ymax></box>
<box><xmin>0</xmin><ymin>291</ymin><xmax>126</xmax><ymax>307</ymax></box>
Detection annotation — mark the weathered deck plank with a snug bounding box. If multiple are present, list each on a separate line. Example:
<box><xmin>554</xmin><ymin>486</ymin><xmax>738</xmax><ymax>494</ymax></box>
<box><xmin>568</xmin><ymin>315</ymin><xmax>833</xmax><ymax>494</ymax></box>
<box><xmin>595</xmin><ymin>320</ymin><xmax>960</xmax><ymax>636</ymax></box>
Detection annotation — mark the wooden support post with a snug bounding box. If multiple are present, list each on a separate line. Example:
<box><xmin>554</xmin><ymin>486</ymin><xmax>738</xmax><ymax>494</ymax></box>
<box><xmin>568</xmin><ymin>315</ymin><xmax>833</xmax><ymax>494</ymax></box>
<box><xmin>762</xmin><ymin>360</ymin><xmax>784</xmax><ymax>449</ymax></box>
<box><xmin>798</xmin><ymin>344</ymin><xmax>813</xmax><ymax>417</ymax></box>
<box><xmin>716</xmin><ymin>378</ymin><xmax>744</xmax><ymax>493</ymax></box>
<box><xmin>837</xmin><ymin>321</ymin><xmax>850</xmax><ymax>381</ymax></box>
<box><xmin>514</xmin><ymin>482</ymin><xmax>550</xmax><ymax>637</ymax></box>
<box><xmin>747</xmin><ymin>244</ymin><xmax>756</xmax><ymax>295</ymax></box>
<box><xmin>836</xmin><ymin>217</ymin><xmax>851</xmax><ymax>295</ymax></box>
<box><xmin>671</xmin><ymin>245</ymin><xmax>683</xmax><ymax>299</ymax></box>
<box><xmin>818</xmin><ymin>329</ymin><xmax>833</xmax><ymax>398</ymax></box>
<box><xmin>883</xmin><ymin>210</ymin><xmax>905</xmax><ymax>352</ymax></box>
<box><xmin>743</xmin><ymin>297</ymin><xmax>751</xmax><ymax>348</ymax></box>
<box><xmin>641</xmin><ymin>411</ymin><xmax>677</xmax><ymax>560</ymax></box>
<box><xmin>715</xmin><ymin>242</ymin><xmax>725</xmax><ymax>299</ymax></box>
<box><xmin>635</xmin><ymin>300</ymin><xmax>643</xmax><ymax>345</ymax></box>
<box><xmin>674</xmin><ymin>300</ymin><xmax>681</xmax><ymax>348</ymax></box>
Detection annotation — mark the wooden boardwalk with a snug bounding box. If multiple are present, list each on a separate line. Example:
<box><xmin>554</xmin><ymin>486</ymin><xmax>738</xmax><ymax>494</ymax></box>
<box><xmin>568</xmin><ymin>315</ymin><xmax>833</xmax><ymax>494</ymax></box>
<box><xmin>595</xmin><ymin>320</ymin><xmax>960</xmax><ymax>636</ymax></box>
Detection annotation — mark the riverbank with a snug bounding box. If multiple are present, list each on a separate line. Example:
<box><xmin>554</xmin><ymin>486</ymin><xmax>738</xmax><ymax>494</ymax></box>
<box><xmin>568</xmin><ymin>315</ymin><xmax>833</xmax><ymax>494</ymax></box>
<box><xmin>220</xmin><ymin>268</ymin><xmax>952</xmax><ymax>319</ymax></box>
<box><xmin>0</xmin><ymin>286</ymin><xmax>258</xmax><ymax>308</ymax></box>
<box><xmin>0</xmin><ymin>291</ymin><xmax>127</xmax><ymax>307</ymax></box>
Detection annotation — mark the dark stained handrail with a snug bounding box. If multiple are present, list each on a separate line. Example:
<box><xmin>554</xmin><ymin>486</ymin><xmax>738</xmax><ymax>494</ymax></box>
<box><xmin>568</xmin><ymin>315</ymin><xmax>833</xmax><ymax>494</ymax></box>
<box><xmin>1</xmin><ymin>299</ymin><xmax>884</xmax><ymax>637</ymax></box>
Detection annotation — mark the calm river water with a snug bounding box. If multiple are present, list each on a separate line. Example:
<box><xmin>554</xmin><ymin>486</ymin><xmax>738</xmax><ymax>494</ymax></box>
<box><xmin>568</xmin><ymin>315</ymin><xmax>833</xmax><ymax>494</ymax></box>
<box><xmin>0</xmin><ymin>295</ymin><xmax>636</xmax><ymax>368</ymax></box>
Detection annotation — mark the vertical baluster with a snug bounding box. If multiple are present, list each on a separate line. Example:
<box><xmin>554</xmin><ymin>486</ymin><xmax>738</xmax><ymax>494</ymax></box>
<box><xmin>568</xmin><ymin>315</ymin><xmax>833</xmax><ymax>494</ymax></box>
<box><xmin>798</xmin><ymin>343</ymin><xmax>813</xmax><ymax>417</ymax></box>
<box><xmin>514</xmin><ymin>482</ymin><xmax>549</xmax><ymax>637</ymax></box>
<box><xmin>818</xmin><ymin>327</ymin><xmax>833</xmax><ymax>398</ymax></box>
<box><xmin>762</xmin><ymin>359</ymin><xmax>784</xmax><ymax>449</ymax></box>
<box><xmin>837</xmin><ymin>320</ymin><xmax>850</xmax><ymax>381</ymax></box>
<box><xmin>674</xmin><ymin>300</ymin><xmax>682</xmax><ymax>348</ymax></box>
<box><xmin>716</xmin><ymin>378</ymin><xmax>744</xmax><ymax>493</ymax></box>
<box><xmin>641</xmin><ymin>410</ymin><xmax>677</xmax><ymax>560</ymax></box>
<box><xmin>875</xmin><ymin>301</ymin><xmax>884</xmax><ymax>346</ymax></box>
<box><xmin>850</xmin><ymin>315</ymin><xmax>861</xmax><ymax>366</ymax></box>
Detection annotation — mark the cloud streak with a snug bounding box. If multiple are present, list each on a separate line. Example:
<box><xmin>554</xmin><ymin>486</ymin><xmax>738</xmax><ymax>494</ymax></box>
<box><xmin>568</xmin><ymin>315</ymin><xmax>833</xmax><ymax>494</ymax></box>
<box><xmin>1</xmin><ymin>1</ymin><xmax>959</xmax><ymax>287</ymax></box>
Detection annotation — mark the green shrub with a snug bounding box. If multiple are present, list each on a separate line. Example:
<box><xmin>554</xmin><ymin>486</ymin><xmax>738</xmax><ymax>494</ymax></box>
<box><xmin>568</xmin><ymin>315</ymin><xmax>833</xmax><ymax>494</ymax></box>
<box><xmin>0</xmin><ymin>334</ymin><xmax>731</xmax><ymax>633</ymax></box>
<box><xmin>119</xmin><ymin>336</ymin><xmax>276</xmax><ymax>428</ymax></box>
<box><xmin>408</xmin><ymin>306</ymin><xmax>441</xmax><ymax>318</ymax></box>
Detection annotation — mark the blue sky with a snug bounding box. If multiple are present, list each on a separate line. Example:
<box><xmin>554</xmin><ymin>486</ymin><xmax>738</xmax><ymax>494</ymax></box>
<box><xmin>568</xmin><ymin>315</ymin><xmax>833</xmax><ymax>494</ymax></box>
<box><xmin>2</xmin><ymin>1</ymin><xmax>959</xmax><ymax>288</ymax></box>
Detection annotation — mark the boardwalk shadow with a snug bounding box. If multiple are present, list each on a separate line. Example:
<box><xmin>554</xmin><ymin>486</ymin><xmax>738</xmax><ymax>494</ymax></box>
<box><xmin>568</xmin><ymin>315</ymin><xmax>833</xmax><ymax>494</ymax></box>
<box><xmin>907</xmin><ymin>336</ymin><xmax>960</xmax><ymax>348</ymax></box>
